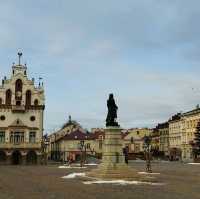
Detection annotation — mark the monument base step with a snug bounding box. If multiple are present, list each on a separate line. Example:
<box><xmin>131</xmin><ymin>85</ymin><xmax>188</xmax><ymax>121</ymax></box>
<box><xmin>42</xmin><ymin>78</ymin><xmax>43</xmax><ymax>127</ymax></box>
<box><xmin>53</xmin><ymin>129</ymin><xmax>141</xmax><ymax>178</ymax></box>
<box><xmin>87</xmin><ymin>164</ymin><xmax>156</xmax><ymax>181</ymax></box>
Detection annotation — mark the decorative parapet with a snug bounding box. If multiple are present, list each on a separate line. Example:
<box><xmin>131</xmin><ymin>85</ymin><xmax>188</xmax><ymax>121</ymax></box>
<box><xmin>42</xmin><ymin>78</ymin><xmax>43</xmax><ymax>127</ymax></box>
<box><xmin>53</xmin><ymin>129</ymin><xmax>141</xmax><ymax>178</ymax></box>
<box><xmin>0</xmin><ymin>143</ymin><xmax>41</xmax><ymax>149</ymax></box>
<box><xmin>12</xmin><ymin>105</ymin><xmax>25</xmax><ymax>113</ymax></box>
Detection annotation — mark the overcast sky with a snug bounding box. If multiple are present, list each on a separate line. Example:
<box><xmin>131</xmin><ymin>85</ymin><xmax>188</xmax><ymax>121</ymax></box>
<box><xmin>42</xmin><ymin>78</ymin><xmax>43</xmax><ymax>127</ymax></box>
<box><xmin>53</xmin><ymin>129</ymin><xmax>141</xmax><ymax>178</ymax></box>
<box><xmin>1</xmin><ymin>0</ymin><xmax>200</xmax><ymax>133</ymax></box>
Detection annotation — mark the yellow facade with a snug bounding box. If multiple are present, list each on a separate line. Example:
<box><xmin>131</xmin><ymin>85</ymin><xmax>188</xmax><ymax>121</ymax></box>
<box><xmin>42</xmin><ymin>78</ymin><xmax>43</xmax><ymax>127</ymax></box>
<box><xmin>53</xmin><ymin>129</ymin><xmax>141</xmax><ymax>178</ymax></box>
<box><xmin>168</xmin><ymin>114</ymin><xmax>182</xmax><ymax>161</ymax></box>
<box><xmin>181</xmin><ymin>107</ymin><xmax>200</xmax><ymax>162</ymax></box>
<box><xmin>158</xmin><ymin>123</ymin><xmax>169</xmax><ymax>156</ymax></box>
<box><xmin>123</xmin><ymin>128</ymin><xmax>152</xmax><ymax>153</ymax></box>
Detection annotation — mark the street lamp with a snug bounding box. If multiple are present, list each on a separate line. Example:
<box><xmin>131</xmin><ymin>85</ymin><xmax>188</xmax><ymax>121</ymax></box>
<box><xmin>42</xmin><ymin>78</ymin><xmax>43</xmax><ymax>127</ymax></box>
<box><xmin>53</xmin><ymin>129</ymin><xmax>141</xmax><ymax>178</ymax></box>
<box><xmin>143</xmin><ymin>135</ymin><xmax>152</xmax><ymax>173</ymax></box>
<box><xmin>42</xmin><ymin>135</ymin><xmax>50</xmax><ymax>165</ymax></box>
<box><xmin>79</xmin><ymin>140</ymin><xmax>86</xmax><ymax>167</ymax></box>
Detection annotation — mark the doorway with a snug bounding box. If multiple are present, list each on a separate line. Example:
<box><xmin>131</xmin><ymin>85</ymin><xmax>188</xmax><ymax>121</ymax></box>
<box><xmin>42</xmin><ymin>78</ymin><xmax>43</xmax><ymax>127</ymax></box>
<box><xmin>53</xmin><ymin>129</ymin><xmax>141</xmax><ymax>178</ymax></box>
<box><xmin>12</xmin><ymin>150</ymin><xmax>22</xmax><ymax>165</ymax></box>
<box><xmin>0</xmin><ymin>151</ymin><xmax>6</xmax><ymax>164</ymax></box>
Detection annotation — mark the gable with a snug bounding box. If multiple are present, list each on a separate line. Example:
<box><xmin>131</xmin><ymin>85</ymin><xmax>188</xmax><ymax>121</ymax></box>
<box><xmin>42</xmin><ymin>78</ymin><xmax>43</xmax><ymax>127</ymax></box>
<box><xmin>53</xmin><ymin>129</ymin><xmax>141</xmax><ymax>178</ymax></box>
<box><xmin>9</xmin><ymin>119</ymin><xmax>27</xmax><ymax>127</ymax></box>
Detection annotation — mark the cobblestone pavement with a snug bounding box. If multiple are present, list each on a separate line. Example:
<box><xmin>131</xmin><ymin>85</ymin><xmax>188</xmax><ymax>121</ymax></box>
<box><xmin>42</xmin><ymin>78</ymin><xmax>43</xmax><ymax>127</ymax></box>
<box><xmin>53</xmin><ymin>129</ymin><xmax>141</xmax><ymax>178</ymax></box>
<box><xmin>0</xmin><ymin>162</ymin><xmax>199</xmax><ymax>199</ymax></box>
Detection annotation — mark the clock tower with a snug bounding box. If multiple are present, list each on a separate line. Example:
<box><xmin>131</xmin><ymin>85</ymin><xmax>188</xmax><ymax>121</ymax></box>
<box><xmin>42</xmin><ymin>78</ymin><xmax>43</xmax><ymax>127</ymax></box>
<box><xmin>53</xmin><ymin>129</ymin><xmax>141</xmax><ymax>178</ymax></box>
<box><xmin>0</xmin><ymin>53</ymin><xmax>45</xmax><ymax>165</ymax></box>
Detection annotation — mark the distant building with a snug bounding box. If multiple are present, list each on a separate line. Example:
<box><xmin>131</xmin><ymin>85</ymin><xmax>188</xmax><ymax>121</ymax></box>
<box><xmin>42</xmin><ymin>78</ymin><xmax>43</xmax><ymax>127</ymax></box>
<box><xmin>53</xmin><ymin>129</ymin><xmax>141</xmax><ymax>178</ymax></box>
<box><xmin>151</xmin><ymin>127</ymin><xmax>160</xmax><ymax>157</ymax></box>
<box><xmin>54</xmin><ymin>129</ymin><xmax>104</xmax><ymax>162</ymax></box>
<box><xmin>181</xmin><ymin>105</ymin><xmax>200</xmax><ymax>162</ymax></box>
<box><xmin>48</xmin><ymin>116</ymin><xmax>83</xmax><ymax>161</ymax></box>
<box><xmin>0</xmin><ymin>53</ymin><xmax>45</xmax><ymax>165</ymax></box>
<box><xmin>123</xmin><ymin>128</ymin><xmax>152</xmax><ymax>153</ymax></box>
<box><xmin>48</xmin><ymin>117</ymin><xmax>104</xmax><ymax>161</ymax></box>
<box><xmin>48</xmin><ymin>124</ymin><xmax>155</xmax><ymax>162</ymax></box>
<box><xmin>158</xmin><ymin>122</ymin><xmax>169</xmax><ymax>157</ymax></box>
<box><xmin>168</xmin><ymin>113</ymin><xmax>182</xmax><ymax>161</ymax></box>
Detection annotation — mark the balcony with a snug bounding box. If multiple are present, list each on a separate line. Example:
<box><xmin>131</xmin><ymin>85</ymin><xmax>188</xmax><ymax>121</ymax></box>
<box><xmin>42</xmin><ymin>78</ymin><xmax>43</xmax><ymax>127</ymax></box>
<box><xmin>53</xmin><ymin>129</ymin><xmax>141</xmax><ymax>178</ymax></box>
<box><xmin>12</xmin><ymin>105</ymin><xmax>25</xmax><ymax>113</ymax></box>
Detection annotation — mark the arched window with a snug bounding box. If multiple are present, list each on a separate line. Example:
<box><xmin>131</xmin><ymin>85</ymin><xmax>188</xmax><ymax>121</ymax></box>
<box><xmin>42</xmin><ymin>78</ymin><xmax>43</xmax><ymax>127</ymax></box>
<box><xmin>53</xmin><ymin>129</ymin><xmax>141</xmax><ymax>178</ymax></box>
<box><xmin>15</xmin><ymin>79</ymin><xmax>23</xmax><ymax>100</ymax></box>
<box><xmin>5</xmin><ymin>89</ymin><xmax>12</xmax><ymax>105</ymax></box>
<box><xmin>0</xmin><ymin>98</ymin><xmax>2</xmax><ymax>105</ymax></box>
<box><xmin>26</xmin><ymin>90</ymin><xmax>32</xmax><ymax>106</ymax></box>
<box><xmin>34</xmin><ymin>99</ymin><xmax>39</xmax><ymax>106</ymax></box>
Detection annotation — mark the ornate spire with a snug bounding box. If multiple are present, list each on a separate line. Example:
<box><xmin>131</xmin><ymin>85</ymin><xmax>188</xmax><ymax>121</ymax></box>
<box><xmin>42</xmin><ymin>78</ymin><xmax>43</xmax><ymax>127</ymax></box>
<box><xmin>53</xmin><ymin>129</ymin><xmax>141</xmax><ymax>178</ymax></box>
<box><xmin>18</xmin><ymin>52</ymin><xmax>22</xmax><ymax>65</ymax></box>
<box><xmin>69</xmin><ymin>115</ymin><xmax>72</xmax><ymax>123</ymax></box>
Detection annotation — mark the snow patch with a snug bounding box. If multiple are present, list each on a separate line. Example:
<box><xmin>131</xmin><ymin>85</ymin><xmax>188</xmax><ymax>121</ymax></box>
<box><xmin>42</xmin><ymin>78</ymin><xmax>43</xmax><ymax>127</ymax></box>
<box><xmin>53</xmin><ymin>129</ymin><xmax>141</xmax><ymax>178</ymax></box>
<box><xmin>138</xmin><ymin>172</ymin><xmax>160</xmax><ymax>175</ymax></box>
<box><xmin>83</xmin><ymin>180</ymin><xmax>165</xmax><ymax>186</ymax></box>
<box><xmin>84</xmin><ymin>163</ymin><xmax>98</xmax><ymax>166</ymax></box>
<box><xmin>187</xmin><ymin>163</ymin><xmax>200</xmax><ymax>165</ymax></box>
<box><xmin>62</xmin><ymin>173</ymin><xmax>86</xmax><ymax>179</ymax></box>
<box><xmin>73</xmin><ymin>163</ymin><xmax>98</xmax><ymax>166</ymax></box>
<box><xmin>59</xmin><ymin>166</ymin><xmax>87</xmax><ymax>169</ymax></box>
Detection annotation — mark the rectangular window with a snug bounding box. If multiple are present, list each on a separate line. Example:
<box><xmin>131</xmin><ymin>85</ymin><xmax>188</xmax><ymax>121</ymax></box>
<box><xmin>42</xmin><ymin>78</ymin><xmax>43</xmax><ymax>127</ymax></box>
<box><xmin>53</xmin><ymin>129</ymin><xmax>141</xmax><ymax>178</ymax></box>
<box><xmin>10</xmin><ymin>132</ymin><xmax>24</xmax><ymax>144</ymax></box>
<box><xmin>29</xmin><ymin>132</ymin><xmax>36</xmax><ymax>143</ymax></box>
<box><xmin>0</xmin><ymin>131</ymin><xmax>5</xmax><ymax>143</ymax></box>
<box><xmin>86</xmin><ymin>143</ymin><xmax>90</xmax><ymax>149</ymax></box>
<box><xmin>99</xmin><ymin>140</ymin><xmax>102</xmax><ymax>149</ymax></box>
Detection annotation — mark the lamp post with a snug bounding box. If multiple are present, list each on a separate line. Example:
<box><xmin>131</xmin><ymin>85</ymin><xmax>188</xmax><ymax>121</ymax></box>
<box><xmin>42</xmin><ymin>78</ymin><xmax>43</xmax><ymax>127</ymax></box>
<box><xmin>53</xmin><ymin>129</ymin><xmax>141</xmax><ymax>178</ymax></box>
<box><xmin>79</xmin><ymin>140</ymin><xmax>86</xmax><ymax>167</ymax></box>
<box><xmin>143</xmin><ymin>135</ymin><xmax>152</xmax><ymax>173</ymax></box>
<box><xmin>42</xmin><ymin>135</ymin><xmax>50</xmax><ymax>165</ymax></box>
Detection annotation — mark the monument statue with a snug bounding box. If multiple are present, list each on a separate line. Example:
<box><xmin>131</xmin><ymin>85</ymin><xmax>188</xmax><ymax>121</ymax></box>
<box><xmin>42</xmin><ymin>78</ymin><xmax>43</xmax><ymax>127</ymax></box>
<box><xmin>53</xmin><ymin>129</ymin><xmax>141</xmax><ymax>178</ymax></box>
<box><xmin>106</xmin><ymin>93</ymin><xmax>119</xmax><ymax>127</ymax></box>
<box><xmin>88</xmin><ymin>93</ymin><xmax>153</xmax><ymax>181</ymax></box>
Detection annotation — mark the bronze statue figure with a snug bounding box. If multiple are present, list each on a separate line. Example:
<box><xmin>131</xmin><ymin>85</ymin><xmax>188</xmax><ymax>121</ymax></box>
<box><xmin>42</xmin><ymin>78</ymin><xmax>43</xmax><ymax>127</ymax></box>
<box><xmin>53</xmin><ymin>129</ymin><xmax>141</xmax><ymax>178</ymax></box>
<box><xmin>106</xmin><ymin>93</ymin><xmax>119</xmax><ymax>127</ymax></box>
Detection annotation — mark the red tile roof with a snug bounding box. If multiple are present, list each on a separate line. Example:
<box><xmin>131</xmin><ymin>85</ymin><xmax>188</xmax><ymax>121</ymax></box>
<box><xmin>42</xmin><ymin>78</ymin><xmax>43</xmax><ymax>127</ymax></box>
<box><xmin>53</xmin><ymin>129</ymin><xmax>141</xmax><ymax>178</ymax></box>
<box><xmin>64</xmin><ymin>130</ymin><xmax>93</xmax><ymax>141</ymax></box>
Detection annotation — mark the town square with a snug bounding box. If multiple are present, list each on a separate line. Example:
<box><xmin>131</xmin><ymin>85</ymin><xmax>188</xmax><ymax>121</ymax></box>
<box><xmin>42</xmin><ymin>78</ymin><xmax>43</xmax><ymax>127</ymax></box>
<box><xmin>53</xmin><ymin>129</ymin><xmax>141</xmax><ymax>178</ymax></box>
<box><xmin>0</xmin><ymin>162</ymin><xmax>200</xmax><ymax>199</ymax></box>
<box><xmin>0</xmin><ymin>1</ymin><xmax>200</xmax><ymax>199</ymax></box>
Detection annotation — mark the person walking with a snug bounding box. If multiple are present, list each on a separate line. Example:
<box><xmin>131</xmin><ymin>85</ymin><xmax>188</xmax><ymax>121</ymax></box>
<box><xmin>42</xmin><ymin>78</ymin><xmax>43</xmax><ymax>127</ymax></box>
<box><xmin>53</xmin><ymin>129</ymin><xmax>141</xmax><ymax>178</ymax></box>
<box><xmin>123</xmin><ymin>146</ymin><xmax>129</xmax><ymax>164</ymax></box>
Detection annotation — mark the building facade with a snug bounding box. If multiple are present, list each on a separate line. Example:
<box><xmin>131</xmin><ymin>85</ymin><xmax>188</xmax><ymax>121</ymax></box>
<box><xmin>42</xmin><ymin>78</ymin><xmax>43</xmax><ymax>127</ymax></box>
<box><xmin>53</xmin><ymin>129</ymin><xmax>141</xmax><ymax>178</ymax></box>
<box><xmin>48</xmin><ymin>116</ymin><xmax>86</xmax><ymax>161</ymax></box>
<box><xmin>54</xmin><ymin>130</ymin><xmax>104</xmax><ymax>162</ymax></box>
<box><xmin>158</xmin><ymin>122</ymin><xmax>169</xmax><ymax>157</ymax></box>
<box><xmin>0</xmin><ymin>53</ymin><xmax>45</xmax><ymax>165</ymax></box>
<box><xmin>168</xmin><ymin>113</ymin><xmax>182</xmax><ymax>161</ymax></box>
<box><xmin>123</xmin><ymin>128</ymin><xmax>152</xmax><ymax>153</ymax></box>
<box><xmin>151</xmin><ymin>127</ymin><xmax>160</xmax><ymax>157</ymax></box>
<box><xmin>181</xmin><ymin>106</ymin><xmax>200</xmax><ymax>162</ymax></box>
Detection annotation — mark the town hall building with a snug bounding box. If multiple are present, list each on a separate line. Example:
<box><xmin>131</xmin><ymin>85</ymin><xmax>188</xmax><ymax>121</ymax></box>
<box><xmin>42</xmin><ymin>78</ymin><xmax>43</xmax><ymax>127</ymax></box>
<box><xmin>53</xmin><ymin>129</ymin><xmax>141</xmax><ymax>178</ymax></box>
<box><xmin>0</xmin><ymin>53</ymin><xmax>45</xmax><ymax>164</ymax></box>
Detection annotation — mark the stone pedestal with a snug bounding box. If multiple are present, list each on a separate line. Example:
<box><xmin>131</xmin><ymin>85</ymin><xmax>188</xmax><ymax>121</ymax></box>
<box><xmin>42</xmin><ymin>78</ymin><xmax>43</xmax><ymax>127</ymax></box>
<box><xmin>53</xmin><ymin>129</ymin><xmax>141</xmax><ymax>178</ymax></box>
<box><xmin>101</xmin><ymin>127</ymin><xmax>125</xmax><ymax>166</ymax></box>
<box><xmin>88</xmin><ymin>127</ymin><xmax>141</xmax><ymax>180</ymax></box>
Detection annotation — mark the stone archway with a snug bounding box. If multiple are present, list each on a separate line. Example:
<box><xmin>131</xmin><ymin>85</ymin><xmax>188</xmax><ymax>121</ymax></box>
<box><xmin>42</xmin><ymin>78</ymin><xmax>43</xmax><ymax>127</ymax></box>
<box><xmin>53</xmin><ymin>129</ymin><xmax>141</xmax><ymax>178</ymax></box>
<box><xmin>26</xmin><ymin>150</ymin><xmax>37</xmax><ymax>165</ymax></box>
<box><xmin>12</xmin><ymin>150</ymin><xmax>22</xmax><ymax>165</ymax></box>
<box><xmin>0</xmin><ymin>151</ymin><xmax>6</xmax><ymax>165</ymax></box>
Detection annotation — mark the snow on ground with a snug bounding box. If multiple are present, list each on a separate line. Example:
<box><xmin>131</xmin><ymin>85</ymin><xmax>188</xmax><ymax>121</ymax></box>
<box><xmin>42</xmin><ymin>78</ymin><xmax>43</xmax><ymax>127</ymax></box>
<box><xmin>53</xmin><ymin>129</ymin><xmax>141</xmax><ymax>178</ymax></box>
<box><xmin>138</xmin><ymin>172</ymin><xmax>160</xmax><ymax>175</ymax></box>
<box><xmin>187</xmin><ymin>163</ymin><xmax>200</xmax><ymax>165</ymax></box>
<box><xmin>83</xmin><ymin>180</ymin><xmax>165</xmax><ymax>186</ymax></box>
<box><xmin>84</xmin><ymin>163</ymin><xmax>98</xmax><ymax>166</ymax></box>
<box><xmin>59</xmin><ymin>166</ymin><xmax>87</xmax><ymax>169</ymax></box>
<box><xmin>62</xmin><ymin>173</ymin><xmax>165</xmax><ymax>186</ymax></box>
<box><xmin>74</xmin><ymin>163</ymin><xmax>98</xmax><ymax>166</ymax></box>
<box><xmin>62</xmin><ymin>173</ymin><xmax>86</xmax><ymax>179</ymax></box>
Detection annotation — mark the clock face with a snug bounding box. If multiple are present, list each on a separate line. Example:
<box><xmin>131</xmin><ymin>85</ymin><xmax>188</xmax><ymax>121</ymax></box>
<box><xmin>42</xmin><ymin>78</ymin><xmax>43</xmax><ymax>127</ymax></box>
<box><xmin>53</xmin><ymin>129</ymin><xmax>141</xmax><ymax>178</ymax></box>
<box><xmin>16</xmin><ymin>91</ymin><xmax>22</xmax><ymax>97</ymax></box>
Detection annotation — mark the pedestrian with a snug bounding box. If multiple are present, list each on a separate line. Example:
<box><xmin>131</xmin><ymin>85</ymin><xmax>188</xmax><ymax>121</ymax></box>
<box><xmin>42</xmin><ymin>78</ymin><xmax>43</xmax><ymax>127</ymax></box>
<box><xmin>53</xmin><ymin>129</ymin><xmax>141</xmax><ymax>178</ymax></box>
<box><xmin>123</xmin><ymin>146</ymin><xmax>129</xmax><ymax>164</ymax></box>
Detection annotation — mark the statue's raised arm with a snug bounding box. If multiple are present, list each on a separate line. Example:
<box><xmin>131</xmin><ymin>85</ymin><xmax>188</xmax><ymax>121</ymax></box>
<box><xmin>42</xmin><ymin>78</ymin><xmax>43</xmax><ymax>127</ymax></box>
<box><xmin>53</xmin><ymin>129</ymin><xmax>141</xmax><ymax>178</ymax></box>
<box><xmin>106</xmin><ymin>93</ymin><xmax>119</xmax><ymax>127</ymax></box>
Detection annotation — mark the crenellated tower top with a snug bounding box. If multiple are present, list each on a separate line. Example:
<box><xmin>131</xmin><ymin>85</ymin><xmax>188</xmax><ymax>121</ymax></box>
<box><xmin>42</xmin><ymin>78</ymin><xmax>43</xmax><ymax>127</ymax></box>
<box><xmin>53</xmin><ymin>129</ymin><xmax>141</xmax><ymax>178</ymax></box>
<box><xmin>12</xmin><ymin>52</ymin><xmax>27</xmax><ymax>76</ymax></box>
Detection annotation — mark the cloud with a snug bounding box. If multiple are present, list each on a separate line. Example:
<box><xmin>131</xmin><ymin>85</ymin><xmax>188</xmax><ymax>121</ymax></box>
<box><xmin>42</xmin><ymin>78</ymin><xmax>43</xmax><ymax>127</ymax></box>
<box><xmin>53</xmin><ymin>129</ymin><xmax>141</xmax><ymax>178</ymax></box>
<box><xmin>1</xmin><ymin>0</ymin><xmax>200</xmax><ymax>131</ymax></box>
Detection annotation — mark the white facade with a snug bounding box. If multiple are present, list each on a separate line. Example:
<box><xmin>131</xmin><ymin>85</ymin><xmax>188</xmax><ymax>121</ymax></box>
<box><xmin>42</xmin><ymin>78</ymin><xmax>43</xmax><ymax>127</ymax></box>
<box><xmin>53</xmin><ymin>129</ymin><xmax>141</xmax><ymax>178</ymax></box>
<box><xmin>0</xmin><ymin>53</ymin><xmax>45</xmax><ymax>164</ymax></box>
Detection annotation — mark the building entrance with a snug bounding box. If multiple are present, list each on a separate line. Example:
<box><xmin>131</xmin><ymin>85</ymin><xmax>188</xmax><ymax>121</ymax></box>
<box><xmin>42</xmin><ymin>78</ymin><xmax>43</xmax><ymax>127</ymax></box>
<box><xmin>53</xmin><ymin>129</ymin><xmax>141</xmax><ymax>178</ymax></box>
<box><xmin>12</xmin><ymin>150</ymin><xmax>22</xmax><ymax>165</ymax></box>
<box><xmin>0</xmin><ymin>151</ymin><xmax>6</xmax><ymax>164</ymax></box>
